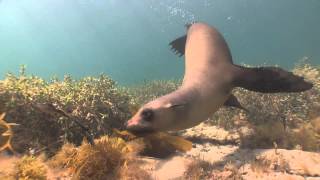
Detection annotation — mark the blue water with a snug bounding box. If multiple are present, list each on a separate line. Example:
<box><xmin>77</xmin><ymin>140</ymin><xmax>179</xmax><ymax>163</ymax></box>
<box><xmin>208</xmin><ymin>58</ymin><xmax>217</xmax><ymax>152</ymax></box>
<box><xmin>0</xmin><ymin>0</ymin><xmax>319</xmax><ymax>85</ymax></box>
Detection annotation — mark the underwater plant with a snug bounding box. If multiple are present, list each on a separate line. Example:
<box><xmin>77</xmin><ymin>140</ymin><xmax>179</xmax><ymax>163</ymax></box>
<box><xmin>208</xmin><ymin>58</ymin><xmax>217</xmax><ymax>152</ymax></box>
<box><xmin>114</xmin><ymin>129</ymin><xmax>193</xmax><ymax>158</ymax></box>
<box><xmin>0</xmin><ymin>63</ymin><xmax>319</xmax><ymax>157</ymax></box>
<box><xmin>183</xmin><ymin>158</ymin><xmax>214</xmax><ymax>180</ymax></box>
<box><xmin>0</xmin><ymin>113</ymin><xmax>17</xmax><ymax>153</ymax></box>
<box><xmin>50</xmin><ymin>135</ymin><xmax>151</xmax><ymax>180</ymax></box>
<box><xmin>13</xmin><ymin>155</ymin><xmax>47</xmax><ymax>180</ymax></box>
<box><xmin>0</xmin><ymin>68</ymin><xmax>135</xmax><ymax>154</ymax></box>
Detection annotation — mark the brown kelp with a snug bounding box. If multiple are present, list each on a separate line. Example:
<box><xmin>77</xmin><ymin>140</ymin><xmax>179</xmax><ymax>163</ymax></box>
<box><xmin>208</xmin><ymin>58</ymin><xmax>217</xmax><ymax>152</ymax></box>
<box><xmin>113</xmin><ymin>129</ymin><xmax>193</xmax><ymax>158</ymax></box>
<box><xmin>12</xmin><ymin>156</ymin><xmax>48</xmax><ymax>180</ymax></box>
<box><xmin>0</xmin><ymin>113</ymin><xmax>18</xmax><ymax>153</ymax></box>
<box><xmin>48</xmin><ymin>131</ymin><xmax>191</xmax><ymax>179</ymax></box>
<box><xmin>49</xmin><ymin>135</ymin><xmax>152</xmax><ymax>180</ymax></box>
<box><xmin>0</xmin><ymin>155</ymin><xmax>48</xmax><ymax>180</ymax></box>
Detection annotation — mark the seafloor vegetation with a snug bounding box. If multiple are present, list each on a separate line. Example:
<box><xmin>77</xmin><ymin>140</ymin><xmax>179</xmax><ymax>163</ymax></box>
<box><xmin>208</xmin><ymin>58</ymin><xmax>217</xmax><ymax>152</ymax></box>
<box><xmin>0</xmin><ymin>63</ymin><xmax>319</xmax><ymax>179</ymax></box>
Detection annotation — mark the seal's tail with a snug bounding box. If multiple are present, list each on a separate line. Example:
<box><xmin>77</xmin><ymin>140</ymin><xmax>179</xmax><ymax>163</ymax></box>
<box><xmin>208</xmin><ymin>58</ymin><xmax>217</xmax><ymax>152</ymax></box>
<box><xmin>232</xmin><ymin>65</ymin><xmax>313</xmax><ymax>93</ymax></box>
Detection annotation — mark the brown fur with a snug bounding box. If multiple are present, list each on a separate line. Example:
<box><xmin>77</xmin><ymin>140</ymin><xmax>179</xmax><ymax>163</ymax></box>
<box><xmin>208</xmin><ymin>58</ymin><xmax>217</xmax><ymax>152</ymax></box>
<box><xmin>126</xmin><ymin>22</ymin><xmax>312</xmax><ymax>132</ymax></box>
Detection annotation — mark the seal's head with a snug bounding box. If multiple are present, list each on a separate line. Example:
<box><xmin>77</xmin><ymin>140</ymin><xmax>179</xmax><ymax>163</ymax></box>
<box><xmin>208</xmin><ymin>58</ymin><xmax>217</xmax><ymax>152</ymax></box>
<box><xmin>125</xmin><ymin>99</ymin><xmax>186</xmax><ymax>133</ymax></box>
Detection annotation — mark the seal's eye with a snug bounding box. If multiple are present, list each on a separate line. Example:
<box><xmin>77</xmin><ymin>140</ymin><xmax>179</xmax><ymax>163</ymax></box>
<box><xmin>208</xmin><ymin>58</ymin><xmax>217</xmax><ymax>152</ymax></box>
<box><xmin>141</xmin><ymin>108</ymin><xmax>154</xmax><ymax>122</ymax></box>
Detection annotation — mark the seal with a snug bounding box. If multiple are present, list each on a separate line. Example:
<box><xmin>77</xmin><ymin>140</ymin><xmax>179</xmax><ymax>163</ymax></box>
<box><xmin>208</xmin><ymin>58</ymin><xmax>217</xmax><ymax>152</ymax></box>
<box><xmin>126</xmin><ymin>22</ymin><xmax>313</xmax><ymax>132</ymax></box>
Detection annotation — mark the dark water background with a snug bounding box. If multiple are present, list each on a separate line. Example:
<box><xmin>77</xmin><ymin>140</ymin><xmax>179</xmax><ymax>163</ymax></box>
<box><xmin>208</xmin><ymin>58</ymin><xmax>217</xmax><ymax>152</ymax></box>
<box><xmin>0</xmin><ymin>0</ymin><xmax>319</xmax><ymax>85</ymax></box>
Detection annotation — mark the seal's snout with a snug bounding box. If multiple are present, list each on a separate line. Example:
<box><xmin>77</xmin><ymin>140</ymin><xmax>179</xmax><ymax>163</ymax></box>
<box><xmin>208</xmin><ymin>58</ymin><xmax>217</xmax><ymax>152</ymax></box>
<box><xmin>125</xmin><ymin>116</ymin><xmax>154</xmax><ymax>133</ymax></box>
<box><xmin>125</xmin><ymin>117</ymin><xmax>139</xmax><ymax>129</ymax></box>
<box><xmin>125</xmin><ymin>116</ymin><xmax>142</xmax><ymax>131</ymax></box>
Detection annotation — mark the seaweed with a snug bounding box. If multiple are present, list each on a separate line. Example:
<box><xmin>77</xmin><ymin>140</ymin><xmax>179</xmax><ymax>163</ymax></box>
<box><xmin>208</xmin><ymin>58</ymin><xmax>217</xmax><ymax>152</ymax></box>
<box><xmin>13</xmin><ymin>156</ymin><xmax>47</xmax><ymax>180</ymax></box>
<box><xmin>0</xmin><ymin>113</ymin><xmax>17</xmax><ymax>153</ymax></box>
<box><xmin>0</xmin><ymin>62</ymin><xmax>319</xmax><ymax>179</ymax></box>
<box><xmin>49</xmin><ymin>136</ymin><xmax>151</xmax><ymax>180</ymax></box>
<box><xmin>184</xmin><ymin>158</ymin><xmax>214</xmax><ymax>180</ymax></box>
<box><xmin>0</xmin><ymin>68</ymin><xmax>135</xmax><ymax>154</ymax></box>
<box><xmin>114</xmin><ymin>129</ymin><xmax>193</xmax><ymax>158</ymax></box>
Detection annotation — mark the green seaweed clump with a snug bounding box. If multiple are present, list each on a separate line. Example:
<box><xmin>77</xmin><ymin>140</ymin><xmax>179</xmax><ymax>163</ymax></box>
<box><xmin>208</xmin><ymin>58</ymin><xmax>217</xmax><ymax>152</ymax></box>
<box><xmin>0</xmin><ymin>66</ymin><xmax>135</xmax><ymax>154</ymax></box>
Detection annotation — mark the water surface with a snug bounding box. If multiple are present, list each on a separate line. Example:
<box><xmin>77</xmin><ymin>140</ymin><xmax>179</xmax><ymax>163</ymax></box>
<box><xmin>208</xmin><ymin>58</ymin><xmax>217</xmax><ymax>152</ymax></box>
<box><xmin>0</xmin><ymin>0</ymin><xmax>319</xmax><ymax>85</ymax></box>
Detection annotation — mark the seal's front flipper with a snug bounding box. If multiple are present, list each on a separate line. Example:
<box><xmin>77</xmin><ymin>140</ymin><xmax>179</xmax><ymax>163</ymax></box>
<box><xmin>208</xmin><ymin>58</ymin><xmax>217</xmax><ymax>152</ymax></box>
<box><xmin>169</xmin><ymin>35</ymin><xmax>187</xmax><ymax>57</ymax></box>
<box><xmin>169</xmin><ymin>22</ymin><xmax>197</xmax><ymax>57</ymax></box>
<box><xmin>233</xmin><ymin>65</ymin><xmax>313</xmax><ymax>93</ymax></box>
<box><xmin>224</xmin><ymin>94</ymin><xmax>248</xmax><ymax>112</ymax></box>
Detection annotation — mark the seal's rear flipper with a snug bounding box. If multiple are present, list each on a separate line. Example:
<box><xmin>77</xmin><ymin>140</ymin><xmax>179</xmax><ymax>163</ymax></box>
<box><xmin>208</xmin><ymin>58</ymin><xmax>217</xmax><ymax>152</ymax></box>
<box><xmin>233</xmin><ymin>65</ymin><xmax>313</xmax><ymax>93</ymax></box>
<box><xmin>224</xmin><ymin>94</ymin><xmax>248</xmax><ymax>112</ymax></box>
